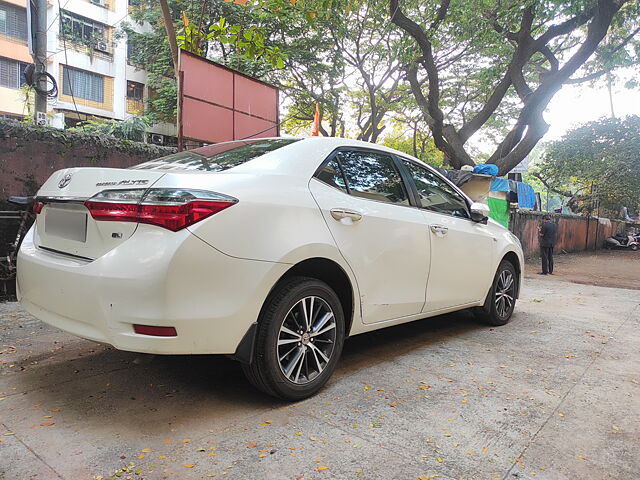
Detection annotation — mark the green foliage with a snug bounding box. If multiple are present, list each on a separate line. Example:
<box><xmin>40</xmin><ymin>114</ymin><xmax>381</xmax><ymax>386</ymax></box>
<box><xmin>537</xmin><ymin>115</ymin><xmax>640</xmax><ymax>215</ymax></box>
<box><xmin>390</xmin><ymin>0</ymin><xmax>640</xmax><ymax>172</ymax></box>
<box><xmin>68</xmin><ymin>116</ymin><xmax>151</xmax><ymax>142</ymax></box>
<box><xmin>381</xmin><ymin>121</ymin><xmax>443</xmax><ymax>167</ymax></box>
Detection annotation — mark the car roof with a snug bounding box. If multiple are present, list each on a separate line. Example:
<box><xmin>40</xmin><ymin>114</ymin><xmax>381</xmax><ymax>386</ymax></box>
<box><xmin>192</xmin><ymin>136</ymin><xmax>426</xmax><ymax>178</ymax></box>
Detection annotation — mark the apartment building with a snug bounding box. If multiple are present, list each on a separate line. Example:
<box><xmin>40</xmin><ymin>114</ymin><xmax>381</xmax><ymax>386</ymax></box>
<box><xmin>0</xmin><ymin>0</ymin><xmax>176</xmax><ymax>145</ymax></box>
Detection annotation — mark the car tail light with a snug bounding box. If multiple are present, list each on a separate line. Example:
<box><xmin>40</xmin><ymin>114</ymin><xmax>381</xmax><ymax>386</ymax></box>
<box><xmin>85</xmin><ymin>188</ymin><xmax>237</xmax><ymax>231</ymax></box>
<box><xmin>32</xmin><ymin>201</ymin><xmax>44</xmax><ymax>214</ymax></box>
<box><xmin>133</xmin><ymin>324</ymin><xmax>177</xmax><ymax>337</ymax></box>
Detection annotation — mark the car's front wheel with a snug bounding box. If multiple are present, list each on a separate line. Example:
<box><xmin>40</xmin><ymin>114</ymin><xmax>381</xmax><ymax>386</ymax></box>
<box><xmin>475</xmin><ymin>260</ymin><xmax>517</xmax><ymax>326</ymax></box>
<box><xmin>242</xmin><ymin>276</ymin><xmax>345</xmax><ymax>400</ymax></box>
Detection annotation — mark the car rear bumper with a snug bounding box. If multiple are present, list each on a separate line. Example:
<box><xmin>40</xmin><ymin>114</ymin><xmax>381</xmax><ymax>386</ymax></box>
<box><xmin>17</xmin><ymin>225</ymin><xmax>289</xmax><ymax>354</ymax></box>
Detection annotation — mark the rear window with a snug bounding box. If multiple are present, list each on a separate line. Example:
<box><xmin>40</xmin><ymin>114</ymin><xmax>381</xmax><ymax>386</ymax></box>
<box><xmin>131</xmin><ymin>138</ymin><xmax>300</xmax><ymax>172</ymax></box>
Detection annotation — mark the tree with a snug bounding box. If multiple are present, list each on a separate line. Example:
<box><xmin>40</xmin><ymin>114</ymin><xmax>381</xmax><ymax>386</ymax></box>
<box><xmin>381</xmin><ymin>118</ymin><xmax>443</xmax><ymax>166</ymax></box>
<box><xmin>124</xmin><ymin>0</ymin><xmax>294</xmax><ymax>122</ymax></box>
<box><xmin>389</xmin><ymin>0</ymin><xmax>640</xmax><ymax>174</ymax></box>
<box><xmin>68</xmin><ymin>116</ymin><xmax>150</xmax><ymax>142</ymax></box>
<box><xmin>534</xmin><ymin>115</ymin><xmax>640</xmax><ymax>215</ymax></box>
<box><xmin>326</xmin><ymin>2</ymin><xmax>409</xmax><ymax>142</ymax></box>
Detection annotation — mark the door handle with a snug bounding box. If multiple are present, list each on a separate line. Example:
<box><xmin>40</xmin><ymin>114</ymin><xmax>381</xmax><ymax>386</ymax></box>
<box><xmin>330</xmin><ymin>208</ymin><xmax>363</xmax><ymax>223</ymax></box>
<box><xmin>430</xmin><ymin>224</ymin><xmax>448</xmax><ymax>236</ymax></box>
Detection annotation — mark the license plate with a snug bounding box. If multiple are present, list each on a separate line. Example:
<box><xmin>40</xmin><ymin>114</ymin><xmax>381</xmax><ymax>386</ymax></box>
<box><xmin>45</xmin><ymin>208</ymin><xmax>88</xmax><ymax>243</ymax></box>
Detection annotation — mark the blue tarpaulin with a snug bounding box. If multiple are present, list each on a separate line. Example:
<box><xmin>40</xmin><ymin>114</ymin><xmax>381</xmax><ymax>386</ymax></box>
<box><xmin>473</xmin><ymin>163</ymin><xmax>499</xmax><ymax>176</ymax></box>
<box><xmin>517</xmin><ymin>181</ymin><xmax>536</xmax><ymax>209</ymax></box>
<box><xmin>490</xmin><ymin>177</ymin><xmax>510</xmax><ymax>192</ymax></box>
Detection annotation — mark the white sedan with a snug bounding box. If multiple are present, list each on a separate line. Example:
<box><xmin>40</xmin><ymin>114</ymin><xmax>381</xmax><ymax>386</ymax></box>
<box><xmin>17</xmin><ymin>137</ymin><xmax>523</xmax><ymax>400</ymax></box>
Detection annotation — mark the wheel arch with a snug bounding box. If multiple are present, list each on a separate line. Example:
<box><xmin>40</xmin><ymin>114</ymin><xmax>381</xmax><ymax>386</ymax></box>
<box><xmin>233</xmin><ymin>257</ymin><xmax>356</xmax><ymax>365</ymax></box>
<box><xmin>500</xmin><ymin>250</ymin><xmax>522</xmax><ymax>298</ymax></box>
<box><xmin>276</xmin><ymin>257</ymin><xmax>355</xmax><ymax>336</ymax></box>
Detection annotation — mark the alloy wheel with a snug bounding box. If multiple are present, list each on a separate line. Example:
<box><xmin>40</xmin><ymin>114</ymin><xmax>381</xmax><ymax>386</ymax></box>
<box><xmin>277</xmin><ymin>296</ymin><xmax>337</xmax><ymax>385</ymax></box>
<box><xmin>494</xmin><ymin>269</ymin><xmax>515</xmax><ymax>318</ymax></box>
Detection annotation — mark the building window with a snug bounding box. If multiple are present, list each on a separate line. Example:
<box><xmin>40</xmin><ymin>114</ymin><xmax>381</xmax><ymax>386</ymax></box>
<box><xmin>60</xmin><ymin>10</ymin><xmax>108</xmax><ymax>50</ymax></box>
<box><xmin>62</xmin><ymin>65</ymin><xmax>104</xmax><ymax>103</ymax></box>
<box><xmin>0</xmin><ymin>2</ymin><xmax>28</xmax><ymax>41</ymax></box>
<box><xmin>0</xmin><ymin>57</ymin><xmax>28</xmax><ymax>89</ymax></box>
<box><xmin>127</xmin><ymin>80</ymin><xmax>144</xmax><ymax>101</ymax></box>
<box><xmin>126</xmin><ymin>31</ymin><xmax>144</xmax><ymax>65</ymax></box>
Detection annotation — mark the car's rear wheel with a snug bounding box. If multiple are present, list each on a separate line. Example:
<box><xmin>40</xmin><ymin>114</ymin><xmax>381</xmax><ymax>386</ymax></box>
<box><xmin>241</xmin><ymin>276</ymin><xmax>345</xmax><ymax>400</ymax></box>
<box><xmin>475</xmin><ymin>260</ymin><xmax>517</xmax><ymax>326</ymax></box>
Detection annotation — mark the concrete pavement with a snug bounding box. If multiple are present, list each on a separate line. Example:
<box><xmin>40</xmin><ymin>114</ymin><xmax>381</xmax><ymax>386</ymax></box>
<box><xmin>1</xmin><ymin>274</ymin><xmax>638</xmax><ymax>480</ymax></box>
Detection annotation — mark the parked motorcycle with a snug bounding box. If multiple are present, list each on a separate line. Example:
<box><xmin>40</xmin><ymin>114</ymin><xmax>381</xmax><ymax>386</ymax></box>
<box><xmin>605</xmin><ymin>233</ymin><xmax>639</xmax><ymax>251</ymax></box>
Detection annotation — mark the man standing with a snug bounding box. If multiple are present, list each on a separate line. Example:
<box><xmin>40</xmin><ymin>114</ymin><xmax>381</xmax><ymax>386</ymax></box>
<box><xmin>539</xmin><ymin>215</ymin><xmax>558</xmax><ymax>275</ymax></box>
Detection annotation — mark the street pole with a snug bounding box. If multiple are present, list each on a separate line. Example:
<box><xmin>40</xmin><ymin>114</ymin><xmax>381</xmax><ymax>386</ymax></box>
<box><xmin>33</xmin><ymin>0</ymin><xmax>48</xmax><ymax>124</ymax></box>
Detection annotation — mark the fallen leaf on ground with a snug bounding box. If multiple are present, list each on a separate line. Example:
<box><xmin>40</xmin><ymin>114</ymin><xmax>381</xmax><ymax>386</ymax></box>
<box><xmin>390</xmin><ymin>401</ymin><xmax>397</xmax><ymax>407</ymax></box>
<box><xmin>247</xmin><ymin>444</ymin><xmax>256</xmax><ymax>448</ymax></box>
<box><xmin>183</xmin><ymin>464</ymin><xmax>195</xmax><ymax>468</ymax></box>
<box><xmin>40</xmin><ymin>422</ymin><xmax>54</xmax><ymax>427</ymax></box>
<box><xmin>317</xmin><ymin>466</ymin><xmax>329</xmax><ymax>471</ymax></box>
<box><xmin>141</xmin><ymin>448</ymin><xmax>152</xmax><ymax>453</ymax></box>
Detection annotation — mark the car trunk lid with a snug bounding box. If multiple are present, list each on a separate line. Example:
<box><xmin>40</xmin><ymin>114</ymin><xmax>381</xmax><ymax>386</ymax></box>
<box><xmin>35</xmin><ymin>168</ymin><xmax>166</xmax><ymax>260</ymax></box>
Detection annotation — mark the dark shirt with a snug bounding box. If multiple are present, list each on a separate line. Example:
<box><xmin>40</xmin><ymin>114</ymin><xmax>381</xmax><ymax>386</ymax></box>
<box><xmin>540</xmin><ymin>221</ymin><xmax>558</xmax><ymax>247</ymax></box>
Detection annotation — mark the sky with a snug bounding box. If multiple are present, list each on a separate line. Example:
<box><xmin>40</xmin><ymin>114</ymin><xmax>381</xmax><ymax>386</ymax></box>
<box><xmin>468</xmin><ymin>70</ymin><xmax>640</xmax><ymax>158</ymax></box>
<box><xmin>544</xmin><ymin>70</ymin><xmax>640</xmax><ymax>141</ymax></box>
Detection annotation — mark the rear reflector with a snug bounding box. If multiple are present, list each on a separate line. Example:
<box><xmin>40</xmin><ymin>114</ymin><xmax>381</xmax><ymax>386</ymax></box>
<box><xmin>84</xmin><ymin>188</ymin><xmax>237</xmax><ymax>231</ymax></box>
<box><xmin>133</xmin><ymin>324</ymin><xmax>177</xmax><ymax>337</ymax></box>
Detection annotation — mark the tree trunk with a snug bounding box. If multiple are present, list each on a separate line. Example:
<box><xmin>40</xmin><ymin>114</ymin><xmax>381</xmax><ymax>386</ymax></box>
<box><xmin>159</xmin><ymin>0</ymin><xmax>180</xmax><ymax>78</ymax></box>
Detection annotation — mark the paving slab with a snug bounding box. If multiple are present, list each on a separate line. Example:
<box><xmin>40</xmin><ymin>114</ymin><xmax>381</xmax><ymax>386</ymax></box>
<box><xmin>1</xmin><ymin>271</ymin><xmax>639</xmax><ymax>480</ymax></box>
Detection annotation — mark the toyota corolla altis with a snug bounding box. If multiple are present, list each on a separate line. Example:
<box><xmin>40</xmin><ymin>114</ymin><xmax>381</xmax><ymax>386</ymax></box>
<box><xmin>17</xmin><ymin>137</ymin><xmax>523</xmax><ymax>400</ymax></box>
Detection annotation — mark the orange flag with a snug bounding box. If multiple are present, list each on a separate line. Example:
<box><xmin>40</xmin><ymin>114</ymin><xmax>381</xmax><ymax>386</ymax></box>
<box><xmin>312</xmin><ymin>103</ymin><xmax>320</xmax><ymax>136</ymax></box>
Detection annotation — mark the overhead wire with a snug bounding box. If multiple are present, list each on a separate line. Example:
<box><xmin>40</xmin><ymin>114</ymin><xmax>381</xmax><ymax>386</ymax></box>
<box><xmin>56</xmin><ymin>0</ymin><xmax>86</xmax><ymax>122</ymax></box>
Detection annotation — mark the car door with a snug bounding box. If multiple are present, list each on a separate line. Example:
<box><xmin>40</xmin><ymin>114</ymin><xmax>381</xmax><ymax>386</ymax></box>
<box><xmin>398</xmin><ymin>159</ymin><xmax>495</xmax><ymax>312</ymax></box>
<box><xmin>309</xmin><ymin>148</ymin><xmax>430</xmax><ymax>324</ymax></box>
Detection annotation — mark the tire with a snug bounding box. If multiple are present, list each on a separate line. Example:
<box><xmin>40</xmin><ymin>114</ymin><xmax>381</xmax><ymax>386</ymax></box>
<box><xmin>241</xmin><ymin>276</ymin><xmax>345</xmax><ymax>400</ymax></box>
<box><xmin>631</xmin><ymin>244</ymin><xmax>638</xmax><ymax>251</ymax></box>
<box><xmin>474</xmin><ymin>260</ymin><xmax>517</xmax><ymax>326</ymax></box>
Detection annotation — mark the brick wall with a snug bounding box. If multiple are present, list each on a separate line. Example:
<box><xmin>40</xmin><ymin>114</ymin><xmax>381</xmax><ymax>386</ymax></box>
<box><xmin>0</xmin><ymin>119</ymin><xmax>175</xmax><ymax>198</ymax></box>
<box><xmin>0</xmin><ymin>120</ymin><xmax>176</xmax><ymax>298</ymax></box>
<box><xmin>510</xmin><ymin>210</ymin><xmax>634</xmax><ymax>258</ymax></box>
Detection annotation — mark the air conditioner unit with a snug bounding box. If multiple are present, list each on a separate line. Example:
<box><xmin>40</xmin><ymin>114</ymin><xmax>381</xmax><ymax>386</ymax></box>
<box><xmin>150</xmin><ymin>134</ymin><xmax>165</xmax><ymax>145</ymax></box>
<box><xmin>95</xmin><ymin>41</ymin><xmax>109</xmax><ymax>52</ymax></box>
<box><xmin>36</xmin><ymin>112</ymin><xmax>47</xmax><ymax>127</ymax></box>
<box><xmin>90</xmin><ymin>0</ymin><xmax>105</xmax><ymax>6</ymax></box>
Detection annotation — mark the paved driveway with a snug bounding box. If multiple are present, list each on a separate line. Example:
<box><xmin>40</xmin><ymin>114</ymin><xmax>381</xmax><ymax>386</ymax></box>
<box><xmin>1</xmin><ymin>272</ymin><xmax>638</xmax><ymax>480</ymax></box>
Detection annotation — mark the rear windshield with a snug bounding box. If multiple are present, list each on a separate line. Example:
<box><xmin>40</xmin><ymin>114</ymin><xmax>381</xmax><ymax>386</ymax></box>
<box><xmin>131</xmin><ymin>138</ymin><xmax>300</xmax><ymax>172</ymax></box>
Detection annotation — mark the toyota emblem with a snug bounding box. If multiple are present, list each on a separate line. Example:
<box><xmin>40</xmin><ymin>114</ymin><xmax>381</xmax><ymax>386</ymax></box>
<box><xmin>58</xmin><ymin>173</ymin><xmax>73</xmax><ymax>189</ymax></box>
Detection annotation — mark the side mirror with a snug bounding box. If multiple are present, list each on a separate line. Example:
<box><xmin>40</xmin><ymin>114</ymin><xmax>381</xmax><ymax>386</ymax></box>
<box><xmin>470</xmin><ymin>202</ymin><xmax>490</xmax><ymax>224</ymax></box>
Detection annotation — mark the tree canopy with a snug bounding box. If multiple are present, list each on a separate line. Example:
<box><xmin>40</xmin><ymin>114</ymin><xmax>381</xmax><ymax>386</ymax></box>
<box><xmin>535</xmin><ymin>115</ymin><xmax>640</xmax><ymax>215</ymax></box>
<box><xmin>390</xmin><ymin>0</ymin><xmax>640</xmax><ymax>174</ymax></box>
<box><xmin>123</xmin><ymin>0</ymin><xmax>639</xmax><ymax>170</ymax></box>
